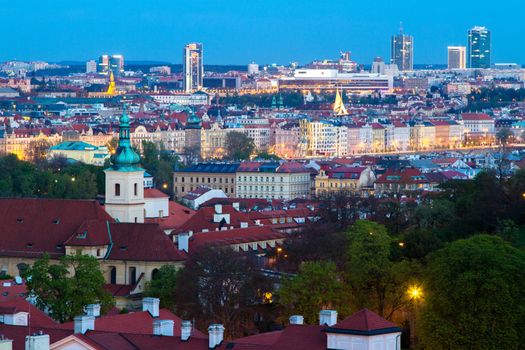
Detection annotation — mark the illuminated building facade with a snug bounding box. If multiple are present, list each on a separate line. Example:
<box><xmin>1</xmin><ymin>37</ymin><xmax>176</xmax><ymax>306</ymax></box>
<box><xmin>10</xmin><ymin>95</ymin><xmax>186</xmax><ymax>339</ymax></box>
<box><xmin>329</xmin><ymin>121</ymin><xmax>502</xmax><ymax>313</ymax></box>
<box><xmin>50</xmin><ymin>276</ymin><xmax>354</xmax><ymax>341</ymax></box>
<box><xmin>279</xmin><ymin>69</ymin><xmax>392</xmax><ymax>93</ymax></box>
<box><xmin>391</xmin><ymin>31</ymin><xmax>414</xmax><ymax>71</ymax></box>
<box><xmin>468</xmin><ymin>26</ymin><xmax>491</xmax><ymax>68</ymax></box>
<box><xmin>183</xmin><ymin>43</ymin><xmax>204</xmax><ymax>93</ymax></box>
<box><xmin>448</xmin><ymin>46</ymin><xmax>466</xmax><ymax>69</ymax></box>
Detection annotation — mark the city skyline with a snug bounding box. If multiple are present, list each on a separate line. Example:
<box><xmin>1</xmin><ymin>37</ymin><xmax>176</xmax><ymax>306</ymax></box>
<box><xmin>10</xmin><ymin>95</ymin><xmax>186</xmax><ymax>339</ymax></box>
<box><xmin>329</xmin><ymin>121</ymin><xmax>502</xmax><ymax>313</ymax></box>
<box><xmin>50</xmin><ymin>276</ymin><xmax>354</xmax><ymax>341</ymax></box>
<box><xmin>1</xmin><ymin>0</ymin><xmax>524</xmax><ymax>65</ymax></box>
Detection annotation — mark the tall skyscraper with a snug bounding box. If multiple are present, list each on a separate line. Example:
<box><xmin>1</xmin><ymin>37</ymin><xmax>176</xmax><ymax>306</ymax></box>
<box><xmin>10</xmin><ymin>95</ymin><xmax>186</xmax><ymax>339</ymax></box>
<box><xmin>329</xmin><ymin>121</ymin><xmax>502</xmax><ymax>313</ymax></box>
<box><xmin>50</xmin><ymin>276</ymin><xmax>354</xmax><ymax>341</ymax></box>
<box><xmin>98</xmin><ymin>55</ymin><xmax>110</xmax><ymax>74</ymax></box>
<box><xmin>391</xmin><ymin>27</ymin><xmax>413</xmax><ymax>71</ymax></box>
<box><xmin>183</xmin><ymin>43</ymin><xmax>203</xmax><ymax>92</ymax></box>
<box><xmin>468</xmin><ymin>26</ymin><xmax>491</xmax><ymax>68</ymax></box>
<box><xmin>109</xmin><ymin>54</ymin><xmax>125</xmax><ymax>76</ymax></box>
<box><xmin>97</xmin><ymin>54</ymin><xmax>124</xmax><ymax>75</ymax></box>
<box><xmin>448</xmin><ymin>46</ymin><xmax>466</xmax><ymax>69</ymax></box>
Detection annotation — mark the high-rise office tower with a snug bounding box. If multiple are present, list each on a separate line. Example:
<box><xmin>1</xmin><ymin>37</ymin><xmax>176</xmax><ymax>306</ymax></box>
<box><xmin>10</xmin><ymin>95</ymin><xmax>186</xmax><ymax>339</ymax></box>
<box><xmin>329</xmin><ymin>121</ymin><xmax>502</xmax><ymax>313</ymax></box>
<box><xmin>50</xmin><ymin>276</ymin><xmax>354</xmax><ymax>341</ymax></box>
<box><xmin>448</xmin><ymin>46</ymin><xmax>467</xmax><ymax>69</ymax></box>
<box><xmin>468</xmin><ymin>26</ymin><xmax>491</xmax><ymax>68</ymax></box>
<box><xmin>110</xmin><ymin>54</ymin><xmax>125</xmax><ymax>76</ymax></box>
<box><xmin>86</xmin><ymin>60</ymin><xmax>97</xmax><ymax>74</ymax></box>
<box><xmin>391</xmin><ymin>27</ymin><xmax>414</xmax><ymax>71</ymax></box>
<box><xmin>97</xmin><ymin>54</ymin><xmax>124</xmax><ymax>75</ymax></box>
<box><xmin>183</xmin><ymin>43</ymin><xmax>203</xmax><ymax>92</ymax></box>
<box><xmin>98</xmin><ymin>55</ymin><xmax>110</xmax><ymax>74</ymax></box>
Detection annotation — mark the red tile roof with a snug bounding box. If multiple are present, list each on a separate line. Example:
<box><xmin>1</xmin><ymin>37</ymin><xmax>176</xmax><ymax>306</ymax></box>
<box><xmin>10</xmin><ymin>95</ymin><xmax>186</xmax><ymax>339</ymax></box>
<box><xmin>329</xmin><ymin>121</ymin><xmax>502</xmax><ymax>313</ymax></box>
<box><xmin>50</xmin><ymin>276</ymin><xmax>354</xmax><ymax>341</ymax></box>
<box><xmin>328</xmin><ymin>309</ymin><xmax>400</xmax><ymax>335</ymax></box>
<box><xmin>0</xmin><ymin>199</ymin><xmax>112</xmax><ymax>258</ymax></box>
<box><xmin>189</xmin><ymin>226</ymin><xmax>285</xmax><ymax>252</ymax></box>
<box><xmin>176</xmin><ymin>205</ymin><xmax>254</xmax><ymax>234</ymax></box>
<box><xmin>0</xmin><ymin>298</ymin><xmax>58</xmax><ymax>328</ymax></box>
<box><xmin>144</xmin><ymin>188</ymin><xmax>169</xmax><ymax>199</ymax></box>
<box><xmin>58</xmin><ymin>309</ymin><xmax>206</xmax><ymax>338</ymax></box>
<box><xmin>106</xmin><ymin>223</ymin><xmax>187</xmax><ymax>262</ymax></box>
<box><xmin>461</xmin><ymin>113</ymin><xmax>493</xmax><ymax>121</ymax></box>
<box><xmin>145</xmin><ymin>201</ymin><xmax>195</xmax><ymax>231</ymax></box>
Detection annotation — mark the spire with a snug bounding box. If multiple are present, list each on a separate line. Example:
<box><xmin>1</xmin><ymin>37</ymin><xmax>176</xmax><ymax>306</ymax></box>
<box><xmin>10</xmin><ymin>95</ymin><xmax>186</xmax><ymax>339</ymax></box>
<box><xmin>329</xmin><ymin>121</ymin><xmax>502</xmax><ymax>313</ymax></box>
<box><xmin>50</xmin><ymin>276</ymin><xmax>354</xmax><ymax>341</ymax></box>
<box><xmin>333</xmin><ymin>88</ymin><xmax>348</xmax><ymax>116</ymax></box>
<box><xmin>110</xmin><ymin>105</ymin><xmax>141</xmax><ymax>169</ymax></box>
<box><xmin>106</xmin><ymin>71</ymin><xmax>116</xmax><ymax>95</ymax></box>
<box><xmin>271</xmin><ymin>96</ymin><xmax>277</xmax><ymax>109</ymax></box>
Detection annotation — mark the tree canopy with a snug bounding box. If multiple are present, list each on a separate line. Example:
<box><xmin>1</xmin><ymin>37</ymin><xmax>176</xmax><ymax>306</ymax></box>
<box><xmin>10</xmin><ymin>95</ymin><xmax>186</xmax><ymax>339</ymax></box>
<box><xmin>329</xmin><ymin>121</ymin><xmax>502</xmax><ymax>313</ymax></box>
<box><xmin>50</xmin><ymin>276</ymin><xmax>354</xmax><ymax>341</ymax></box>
<box><xmin>419</xmin><ymin>235</ymin><xmax>525</xmax><ymax>350</ymax></box>
<box><xmin>279</xmin><ymin>261</ymin><xmax>350</xmax><ymax>324</ymax></box>
<box><xmin>225</xmin><ymin>131</ymin><xmax>255</xmax><ymax>161</ymax></box>
<box><xmin>25</xmin><ymin>254</ymin><xmax>114</xmax><ymax>322</ymax></box>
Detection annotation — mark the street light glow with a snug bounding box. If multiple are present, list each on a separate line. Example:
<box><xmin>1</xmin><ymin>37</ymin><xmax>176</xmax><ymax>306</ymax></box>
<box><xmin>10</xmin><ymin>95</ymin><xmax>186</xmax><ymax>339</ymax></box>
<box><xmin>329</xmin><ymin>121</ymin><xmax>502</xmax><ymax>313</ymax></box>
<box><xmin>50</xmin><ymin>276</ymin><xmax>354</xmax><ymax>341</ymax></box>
<box><xmin>408</xmin><ymin>286</ymin><xmax>422</xmax><ymax>300</ymax></box>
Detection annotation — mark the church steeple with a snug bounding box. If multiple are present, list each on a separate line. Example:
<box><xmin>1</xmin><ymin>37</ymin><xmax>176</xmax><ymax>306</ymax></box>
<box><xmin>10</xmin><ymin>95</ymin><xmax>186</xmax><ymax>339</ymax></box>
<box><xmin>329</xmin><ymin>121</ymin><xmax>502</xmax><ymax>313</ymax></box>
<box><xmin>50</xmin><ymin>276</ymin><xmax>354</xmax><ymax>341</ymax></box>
<box><xmin>110</xmin><ymin>105</ymin><xmax>141</xmax><ymax>169</ymax></box>
<box><xmin>104</xmin><ymin>105</ymin><xmax>145</xmax><ymax>223</ymax></box>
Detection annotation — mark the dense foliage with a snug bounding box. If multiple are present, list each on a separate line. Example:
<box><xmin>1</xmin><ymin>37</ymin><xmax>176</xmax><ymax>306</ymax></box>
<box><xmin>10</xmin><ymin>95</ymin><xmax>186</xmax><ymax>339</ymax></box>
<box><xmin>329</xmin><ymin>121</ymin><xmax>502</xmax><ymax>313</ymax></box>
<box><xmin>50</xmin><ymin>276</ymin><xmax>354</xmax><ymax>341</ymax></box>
<box><xmin>225</xmin><ymin>131</ymin><xmax>255</xmax><ymax>161</ymax></box>
<box><xmin>0</xmin><ymin>154</ymin><xmax>104</xmax><ymax>198</ymax></box>
<box><xmin>419</xmin><ymin>235</ymin><xmax>525</xmax><ymax>349</ymax></box>
<box><xmin>25</xmin><ymin>254</ymin><xmax>114</xmax><ymax>322</ymax></box>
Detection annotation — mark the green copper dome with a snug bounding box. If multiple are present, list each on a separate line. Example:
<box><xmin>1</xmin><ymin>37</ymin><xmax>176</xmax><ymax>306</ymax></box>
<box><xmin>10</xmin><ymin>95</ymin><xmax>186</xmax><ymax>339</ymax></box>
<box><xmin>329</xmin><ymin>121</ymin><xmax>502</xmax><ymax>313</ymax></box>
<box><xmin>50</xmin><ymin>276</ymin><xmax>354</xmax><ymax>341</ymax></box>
<box><xmin>109</xmin><ymin>106</ymin><xmax>142</xmax><ymax>170</ymax></box>
<box><xmin>186</xmin><ymin>108</ymin><xmax>202</xmax><ymax>129</ymax></box>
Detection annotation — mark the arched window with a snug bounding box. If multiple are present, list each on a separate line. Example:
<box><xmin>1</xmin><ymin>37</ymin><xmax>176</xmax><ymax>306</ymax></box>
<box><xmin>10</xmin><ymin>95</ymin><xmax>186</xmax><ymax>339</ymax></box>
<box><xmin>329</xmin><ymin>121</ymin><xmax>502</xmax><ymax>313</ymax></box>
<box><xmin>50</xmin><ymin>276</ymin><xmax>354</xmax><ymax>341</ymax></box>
<box><xmin>115</xmin><ymin>183</ymin><xmax>121</xmax><ymax>196</ymax></box>
<box><xmin>109</xmin><ymin>266</ymin><xmax>117</xmax><ymax>284</ymax></box>
<box><xmin>129</xmin><ymin>267</ymin><xmax>137</xmax><ymax>285</ymax></box>
<box><xmin>151</xmin><ymin>268</ymin><xmax>160</xmax><ymax>280</ymax></box>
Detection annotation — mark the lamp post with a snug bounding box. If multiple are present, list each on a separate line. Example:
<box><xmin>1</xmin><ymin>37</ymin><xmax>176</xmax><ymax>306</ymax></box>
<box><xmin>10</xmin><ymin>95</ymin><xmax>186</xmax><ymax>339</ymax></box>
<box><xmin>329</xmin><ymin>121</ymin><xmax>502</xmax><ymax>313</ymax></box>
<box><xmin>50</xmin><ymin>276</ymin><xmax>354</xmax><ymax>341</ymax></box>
<box><xmin>407</xmin><ymin>285</ymin><xmax>422</xmax><ymax>349</ymax></box>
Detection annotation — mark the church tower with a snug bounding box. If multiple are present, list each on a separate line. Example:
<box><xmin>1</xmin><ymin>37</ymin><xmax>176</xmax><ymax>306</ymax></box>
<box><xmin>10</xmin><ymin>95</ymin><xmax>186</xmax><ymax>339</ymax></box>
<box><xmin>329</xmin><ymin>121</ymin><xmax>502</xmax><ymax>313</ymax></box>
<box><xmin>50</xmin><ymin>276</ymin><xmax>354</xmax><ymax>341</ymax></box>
<box><xmin>104</xmin><ymin>107</ymin><xmax>145</xmax><ymax>223</ymax></box>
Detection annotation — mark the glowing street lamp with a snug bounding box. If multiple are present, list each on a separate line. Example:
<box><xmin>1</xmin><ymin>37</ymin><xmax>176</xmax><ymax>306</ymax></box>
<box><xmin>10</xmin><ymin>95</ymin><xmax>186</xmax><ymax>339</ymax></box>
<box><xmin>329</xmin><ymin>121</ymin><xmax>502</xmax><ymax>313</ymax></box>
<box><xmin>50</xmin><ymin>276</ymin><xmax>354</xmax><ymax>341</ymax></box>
<box><xmin>408</xmin><ymin>285</ymin><xmax>422</xmax><ymax>301</ymax></box>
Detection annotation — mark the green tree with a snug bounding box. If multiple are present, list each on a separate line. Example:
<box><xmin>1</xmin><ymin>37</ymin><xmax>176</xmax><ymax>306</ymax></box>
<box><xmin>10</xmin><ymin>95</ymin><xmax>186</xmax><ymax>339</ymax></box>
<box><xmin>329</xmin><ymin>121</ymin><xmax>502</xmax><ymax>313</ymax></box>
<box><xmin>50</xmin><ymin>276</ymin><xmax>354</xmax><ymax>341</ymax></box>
<box><xmin>144</xmin><ymin>265</ymin><xmax>180</xmax><ymax>310</ymax></box>
<box><xmin>174</xmin><ymin>247</ymin><xmax>271</xmax><ymax>338</ymax></box>
<box><xmin>279</xmin><ymin>261</ymin><xmax>350</xmax><ymax>324</ymax></box>
<box><xmin>26</xmin><ymin>138</ymin><xmax>52</xmax><ymax>166</ymax></box>
<box><xmin>346</xmin><ymin>220</ymin><xmax>420</xmax><ymax>318</ymax></box>
<box><xmin>25</xmin><ymin>254</ymin><xmax>114</xmax><ymax>322</ymax></box>
<box><xmin>225</xmin><ymin>131</ymin><xmax>255</xmax><ymax>161</ymax></box>
<box><xmin>419</xmin><ymin>235</ymin><xmax>525</xmax><ymax>350</ymax></box>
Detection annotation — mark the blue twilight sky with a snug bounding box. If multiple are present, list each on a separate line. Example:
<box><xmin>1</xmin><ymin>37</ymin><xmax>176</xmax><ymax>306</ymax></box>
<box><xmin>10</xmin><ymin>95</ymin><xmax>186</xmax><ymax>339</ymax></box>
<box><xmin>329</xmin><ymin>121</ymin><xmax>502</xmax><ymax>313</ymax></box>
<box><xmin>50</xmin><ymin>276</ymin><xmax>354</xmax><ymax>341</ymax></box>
<box><xmin>1</xmin><ymin>0</ymin><xmax>524</xmax><ymax>65</ymax></box>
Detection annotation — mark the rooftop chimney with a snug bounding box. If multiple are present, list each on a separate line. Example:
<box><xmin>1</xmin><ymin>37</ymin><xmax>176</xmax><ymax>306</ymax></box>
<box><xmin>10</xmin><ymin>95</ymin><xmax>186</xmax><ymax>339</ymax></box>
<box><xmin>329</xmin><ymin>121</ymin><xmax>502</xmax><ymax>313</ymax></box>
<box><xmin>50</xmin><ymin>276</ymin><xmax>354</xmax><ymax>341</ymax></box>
<box><xmin>208</xmin><ymin>324</ymin><xmax>224</xmax><ymax>349</ymax></box>
<box><xmin>319</xmin><ymin>310</ymin><xmax>338</xmax><ymax>326</ymax></box>
<box><xmin>178</xmin><ymin>233</ymin><xmax>189</xmax><ymax>253</ymax></box>
<box><xmin>85</xmin><ymin>304</ymin><xmax>101</xmax><ymax>318</ymax></box>
<box><xmin>153</xmin><ymin>319</ymin><xmax>174</xmax><ymax>336</ymax></box>
<box><xmin>142</xmin><ymin>297</ymin><xmax>160</xmax><ymax>318</ymax></box>
<box><xmin>289</xmin><ymin>315</ymin><xmax>304</xmax><ymax>325</ymax></box>
<box><xmin>25</xmin><ymin>333</ymin><xmax>49</xmax><ymax>350</ymax></box>
<box><xmin>181</xmin><ymin>320</ymin><xmax>192</xmax><ymax>341</ymax></box>
<box><xmin>74</xmin><ymin>316</ymin><xmax>95</xmax><ymax>334</ymax></box>
<box><xmin>214</xmin><ymin>204</ymin><xmax>222</xmax><ymax>214</ymax></box>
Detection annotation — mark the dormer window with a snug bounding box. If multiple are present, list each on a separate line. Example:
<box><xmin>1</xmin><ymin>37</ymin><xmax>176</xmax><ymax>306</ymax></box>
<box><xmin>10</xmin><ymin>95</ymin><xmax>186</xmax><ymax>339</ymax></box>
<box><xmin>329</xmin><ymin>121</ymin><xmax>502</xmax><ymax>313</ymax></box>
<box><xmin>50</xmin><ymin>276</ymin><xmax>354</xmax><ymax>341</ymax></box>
<box><xmin>76</xmin><ymin>231</ymin><xmax>87</xmax><ymax>239</ymax></box>
<box><xmin>26</xmin><ymin>243</ymin><xmax>33</xmax><ymax>248</ymax></box>
<box><xmin>52</xmin><ymin>219</ymin><xmax>60</xmax><ymax>224</ymax></box>
<box><xmin>16</xmin><ymin>218</ymin><xmax>23</xmax><ymax>223</ymax></box>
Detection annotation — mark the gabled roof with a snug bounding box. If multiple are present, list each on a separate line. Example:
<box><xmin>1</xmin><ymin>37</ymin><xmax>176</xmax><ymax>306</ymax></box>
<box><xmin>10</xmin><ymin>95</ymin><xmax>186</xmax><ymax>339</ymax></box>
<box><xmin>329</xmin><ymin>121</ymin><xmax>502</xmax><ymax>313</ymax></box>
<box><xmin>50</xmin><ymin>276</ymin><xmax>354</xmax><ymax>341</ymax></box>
<box><xmin>106</xmin><ymin>223</ymin><xmax>187</xmax><ymax>262</ymax></box>
<box><xmin>176</xmin><ymin>205</ymin><xmax>254</xmax><ymax>234</ymax></box>
<box><xmin>189</xmin><ymin>226</ymin><xmax>285</xmax><ymax>252</ymax></box>
<box><xmin>326</xmin><ymin>309</ymin><xmax>400</xmax><ymax>336</ymax></box>
<box><xmin>58</xmin><ymin>309</ymin><xmax>206</xmax><ymax>338</ymax></box>
<box><xmin>0</xmin><ymin>199</ymin><xmax>112</xmax><ymax>258</ymax></box>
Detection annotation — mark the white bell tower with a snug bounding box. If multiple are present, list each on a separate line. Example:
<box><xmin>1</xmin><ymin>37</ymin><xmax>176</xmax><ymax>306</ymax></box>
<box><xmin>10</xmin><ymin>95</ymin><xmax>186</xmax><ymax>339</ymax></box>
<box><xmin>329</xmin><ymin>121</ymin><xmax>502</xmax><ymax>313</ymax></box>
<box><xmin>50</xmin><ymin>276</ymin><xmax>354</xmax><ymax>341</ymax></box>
<box><xmin>104</xmin><ymin>106</ymin><xmax>145</xmax><ymax>223</ymax></box>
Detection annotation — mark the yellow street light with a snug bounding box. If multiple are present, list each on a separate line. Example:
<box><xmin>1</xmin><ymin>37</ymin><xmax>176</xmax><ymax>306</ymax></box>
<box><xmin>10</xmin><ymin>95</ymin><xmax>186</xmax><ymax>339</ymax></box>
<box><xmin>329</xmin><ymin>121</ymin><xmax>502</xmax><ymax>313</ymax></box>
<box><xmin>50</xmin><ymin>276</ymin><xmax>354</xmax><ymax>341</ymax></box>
<box><xmin>408</xmin><ymin>286</ymin><xmax>422</xmax><ymax>300</ymax></box>
<box><xmin>277</xmin><ymin>247</ymin><xmax>283</xmax><ymax>253</ymax></box>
